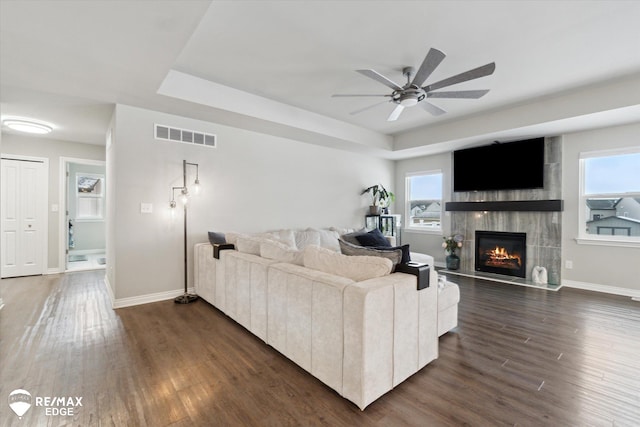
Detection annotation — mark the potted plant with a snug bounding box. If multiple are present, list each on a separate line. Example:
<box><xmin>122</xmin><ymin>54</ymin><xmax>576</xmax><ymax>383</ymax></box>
<box><xmin>361</xmin><ymin>184</ymin><xmax>395</xmax><ymax>215</ymax></box>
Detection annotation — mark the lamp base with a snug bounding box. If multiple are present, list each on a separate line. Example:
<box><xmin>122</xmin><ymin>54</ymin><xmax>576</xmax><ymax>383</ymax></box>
<box><xmin>174</xmin><ymin>293</ymin><xmax>199</xmax><ymax>304</ymax></box>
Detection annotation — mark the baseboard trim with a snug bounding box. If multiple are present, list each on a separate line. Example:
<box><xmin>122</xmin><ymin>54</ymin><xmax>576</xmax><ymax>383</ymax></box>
<box><xmin>104</xmin><ymin>274</ymin><xmax>115</xmax><ymax>308</ymax></box>
<box><xmin>46</xmin><ymin>267</ymin><xmax>63</xmax><ymax>275</ymax></box>
<box><xmin>112</xmin><ymin>287</ymin><xmax>197</xmax><ymax>309</ymax></box>
<box><xmin>562</xmin><ymin>279</ymin><xmax>640</xmax><ymax>300</ymax></box>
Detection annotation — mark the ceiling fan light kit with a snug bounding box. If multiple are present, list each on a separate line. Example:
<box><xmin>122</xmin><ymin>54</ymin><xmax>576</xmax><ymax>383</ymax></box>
<box><xmin>333</xmin><ymin>48</ymin><xmax>495</xmax><ymax>121</ymax></box>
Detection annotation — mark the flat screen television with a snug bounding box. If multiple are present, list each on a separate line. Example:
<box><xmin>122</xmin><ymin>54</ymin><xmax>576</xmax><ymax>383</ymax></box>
<box><xmin>453</xmin><ymin>137</ymin><xmax>545</xmax><ymax>192</ymax></box>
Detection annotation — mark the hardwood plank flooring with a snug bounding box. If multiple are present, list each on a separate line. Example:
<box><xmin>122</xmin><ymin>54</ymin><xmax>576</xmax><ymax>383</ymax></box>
<box><xmin>1</xmin><ymin>271</ymin><xmax>639</xmax><ymax>426</ymax></box>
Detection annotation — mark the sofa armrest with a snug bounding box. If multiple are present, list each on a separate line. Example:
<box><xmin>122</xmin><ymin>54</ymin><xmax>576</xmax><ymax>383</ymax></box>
<box><xmin>342</xmin><ymin>272</ymin><xmax>438</xmax><ymax>410</ymax></box>
<box><xmin>195</xmin><ymin>243</ymin><xmax>221</xmax><ymax>305</ymax></box>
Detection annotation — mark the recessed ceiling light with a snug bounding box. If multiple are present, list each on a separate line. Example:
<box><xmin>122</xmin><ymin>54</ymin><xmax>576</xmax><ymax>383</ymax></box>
<box><xmin>2</xmin><ymin>118</ymin><xmax>53</xmax><ymax>134</ymax></box>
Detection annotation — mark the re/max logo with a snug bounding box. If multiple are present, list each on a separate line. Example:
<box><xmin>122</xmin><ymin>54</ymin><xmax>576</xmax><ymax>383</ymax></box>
<box><xmin>35</xmin><ymin>396</ymin><xmax>83</xmax><ymax>407</ymax></box>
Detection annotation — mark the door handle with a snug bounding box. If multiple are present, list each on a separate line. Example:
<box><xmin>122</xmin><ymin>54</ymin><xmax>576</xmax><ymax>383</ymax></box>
<box><xmin>28</xmin><ymin>224</ymin><xmax>32</xmax><ymax>228</ymax></box>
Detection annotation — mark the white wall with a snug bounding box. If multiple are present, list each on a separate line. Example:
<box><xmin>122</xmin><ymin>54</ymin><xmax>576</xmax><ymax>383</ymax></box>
<box><xmin>2</xmin><ymin>134</ymin><xmax>105</xmax><ymax>271</ymax></box>
<box><xmin>562</xmin><ymin>122</ymin><xmax>640</xmax><ymax>295</ymax></box>
<box><xmin>109</xmin><ymin>104</ymin><xmax>394</xmax><ymax>301</ymax></box>
<box><xmin>395</xmin><ymin>152</ymin><xmax>452</xmax><ymax>266</ymax></box>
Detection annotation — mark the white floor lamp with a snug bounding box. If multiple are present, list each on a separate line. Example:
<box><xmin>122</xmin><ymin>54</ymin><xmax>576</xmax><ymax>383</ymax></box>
<box><xmin>170</xmin><ymin>160</ymin><xmax>200</xmax><ymax>304</ymax></box>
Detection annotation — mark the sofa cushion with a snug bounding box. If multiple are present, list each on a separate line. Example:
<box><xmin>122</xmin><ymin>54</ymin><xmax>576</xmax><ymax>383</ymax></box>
<box><xmin>338</xmin><ymin>239</ymin><xmax>402</xmax><ymax>271</ymax></box>
<box><xmin>235</xmin><ymin>235</ymin><xmax>265</xmax><ymax>255</ymax></box>
<box><xmin>294</xmin><ymin>229</ymin><xmax>322</xmax><ymax>250</ymax></box>
<box><xmin>260</xmin><ymin>239</ymin><xmax>304</xmax><ymax>265</ymax></box>
<box><xmin>266</xmin><ymin>229</ymin><xmax>297</xmax><ymax>248</ymax></box>
<box><xmin>308</xmin><ymin>228</ymin><xmax>341</xmax><ymax>252</ymax></box>
<box><xmin>303</xmin><ymin>245</ymin><xmax>392</xmax><ymax>282</ymax></box>
<box><xmin>355</xmin><ymin>228</ymin><xmax>391</xmax><ymax>248</ymax></box>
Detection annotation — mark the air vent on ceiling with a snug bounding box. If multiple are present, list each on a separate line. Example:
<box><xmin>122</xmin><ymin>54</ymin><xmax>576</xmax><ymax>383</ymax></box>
<box><xmin>154</xmin><ymin>124</ymin><xmax>216</xmax><ymax>148</ymax></box>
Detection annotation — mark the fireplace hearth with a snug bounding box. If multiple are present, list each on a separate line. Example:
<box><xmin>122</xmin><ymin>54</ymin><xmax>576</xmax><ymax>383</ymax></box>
<box><xmin>475</xmin><ymin>231</ymin><xmax>526</xmax><ymax>278</ymax></box>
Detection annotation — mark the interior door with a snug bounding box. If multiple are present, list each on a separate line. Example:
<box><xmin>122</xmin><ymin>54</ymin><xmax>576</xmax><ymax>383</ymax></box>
<box><xmin>1</xmin><ymin>158</ymin><xmax>47</xmax><ymax>278</ymax></box>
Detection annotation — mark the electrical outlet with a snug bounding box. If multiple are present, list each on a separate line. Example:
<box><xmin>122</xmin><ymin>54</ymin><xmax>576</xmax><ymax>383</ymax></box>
<box><xmin>140</xmin><ymin>203</ymin><xmax>153</xmax><ymax>214</ymax></box>
<box><xmin>565</xmin><ymin>260</ymin><xmax>573</xmax><ymax>269</ymax></box>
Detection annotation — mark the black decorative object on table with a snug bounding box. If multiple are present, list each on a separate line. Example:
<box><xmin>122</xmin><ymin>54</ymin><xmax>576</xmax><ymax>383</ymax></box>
<box><xmin>213</xmin><ymin>243</ymin><xmax>235</xmax><ymax>259</ymax></box>
<box><xmin>395</xmin><ymin>262</ymin><xmax>430</xmax><ymax>290</ymax></box>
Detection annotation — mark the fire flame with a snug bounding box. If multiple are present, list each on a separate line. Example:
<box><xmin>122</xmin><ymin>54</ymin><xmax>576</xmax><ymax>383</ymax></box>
<box><xmin>485</xmin><ymin>246</ymin><xmax>521</xmax><ymax>268</ymax></box>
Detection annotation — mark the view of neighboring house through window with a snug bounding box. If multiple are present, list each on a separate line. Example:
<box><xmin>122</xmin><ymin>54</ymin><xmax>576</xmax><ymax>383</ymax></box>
<box><xmin>581</xmin><ymin>150</ymin><xmax>640</xmax><ymax>238</ymax></box>
<box><xmin>406</xmin><ymin>171</ymin><xmax>442</xmax><ymax>231</ymax></box>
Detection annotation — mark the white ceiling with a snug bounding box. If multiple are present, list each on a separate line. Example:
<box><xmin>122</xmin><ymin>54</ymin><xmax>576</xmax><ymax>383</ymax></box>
<box><xmin>1</xmin><ymin>1</ymin><xmax>639</xmax><ymax>158</ymax></box>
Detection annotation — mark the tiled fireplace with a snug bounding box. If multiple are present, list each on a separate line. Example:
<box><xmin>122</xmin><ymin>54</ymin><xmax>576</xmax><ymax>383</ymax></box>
<box><xmin>448</xmin><ymin>136</ymin><xmax>562</xmax><ymax>285</ymax></box>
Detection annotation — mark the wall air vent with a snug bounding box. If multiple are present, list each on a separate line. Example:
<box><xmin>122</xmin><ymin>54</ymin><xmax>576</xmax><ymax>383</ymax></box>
<box><xmin>154</xmin><ymin>124</ymin><xmax>216</xmax><ymax>148</ymax></box>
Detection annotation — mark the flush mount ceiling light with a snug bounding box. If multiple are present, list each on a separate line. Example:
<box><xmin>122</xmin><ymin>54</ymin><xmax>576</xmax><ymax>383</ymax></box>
<box><xmin>2</xmin><ymin>118</ymin><xmax>53</xmax><ymax>134</ymax></box>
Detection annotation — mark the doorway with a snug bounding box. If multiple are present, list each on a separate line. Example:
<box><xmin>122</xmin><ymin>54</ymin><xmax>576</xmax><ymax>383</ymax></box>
<box><xmin>60</xmin><ymin>158</ymin><xmax>106</xmax><ymax>272</ymax></box>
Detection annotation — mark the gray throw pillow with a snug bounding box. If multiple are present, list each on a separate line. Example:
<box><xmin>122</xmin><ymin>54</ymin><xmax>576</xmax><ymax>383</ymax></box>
<box><xmin>338</xmin><ymin>239</ymin><xmax>402</xmax><ymax>271</ymax></box>
<box><xmin>340</xmin><ymin>230</ymin><xmax>369</xmax><ymax>246</ymax></box>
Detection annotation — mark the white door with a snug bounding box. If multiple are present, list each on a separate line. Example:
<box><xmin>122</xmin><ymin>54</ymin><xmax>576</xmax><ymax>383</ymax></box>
<box><xmin>1</xmin><ymin>158</ymin><xmax>47</xmax><ymax>278</ymax></box>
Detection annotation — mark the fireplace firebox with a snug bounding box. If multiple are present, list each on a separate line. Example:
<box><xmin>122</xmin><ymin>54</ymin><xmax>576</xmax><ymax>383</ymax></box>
<box><xmin>475</xmin><ymin>231</ymin><xmax>526</xmax><ymax>278</ymax></box>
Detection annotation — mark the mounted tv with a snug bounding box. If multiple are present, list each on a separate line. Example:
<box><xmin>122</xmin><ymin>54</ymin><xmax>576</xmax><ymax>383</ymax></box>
<box><xmin>453</xmin><ymin>137</ymin><xmax>545</xmax><ymax>192</ymax></box>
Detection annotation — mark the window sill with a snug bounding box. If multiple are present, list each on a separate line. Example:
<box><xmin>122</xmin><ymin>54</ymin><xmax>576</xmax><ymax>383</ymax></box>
<box><xmin>575</xmin><ymin>237</ymin><xmax>640</xmax><ymax>248</ymax></box>
<box><xmin>404</xmin><ymin>228</ymin><xmax>442</xmax><ymax>235</ymax></box>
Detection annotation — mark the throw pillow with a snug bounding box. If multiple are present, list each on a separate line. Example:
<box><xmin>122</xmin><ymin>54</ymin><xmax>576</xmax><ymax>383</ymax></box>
<box><xmin>236</xmin><ymin>235</ymin><xmax>269</xmax><ymax>255</ymax></box>
<box><xmin>378</xmin><ymin>244</ymin><xmax>411</xmax><ymax>264</ymax></box>
<box><xmin>338</xmin><ymin>239</ymin><xmax>402</xmax><ymax>271</ymax></box>
<box><xmin>340</xmin><ymin>229</ymin><xmax>369</xmax><ymax>246</ymax></box>
<box><xmin>208</xmin><ymin>231</ymin><xmax>226</xmax><ymax>245</ymax></box>
<box><xmin>355</xmin><ymin>228</ymin><xmax>391</xmax><ymax>247</ymax></box>
<box><xmin>307</xmin><ymin>228</ymin><xmax>340</xmax><ymax>252</ymax></box>
<box><xmin>294</xmin><ymin>229</ymin><xmax>321</xmax><ymax>250</ymax></box>
<box><xmin>266</xmin><ymin>229</ymin><xmax>297</xmax><ymax>249</ymax></box>
<box><xmin>260</xmin><ymin>240</ymin><xmax>304</xmax><ymax>265</ymax></box>
<box><xmin>303</xmin><ymin>245</ymin><xmax>392</xmax><ymax>282</ymax></box>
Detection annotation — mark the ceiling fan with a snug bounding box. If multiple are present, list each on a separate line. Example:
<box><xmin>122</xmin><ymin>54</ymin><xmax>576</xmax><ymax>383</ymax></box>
<box><xmin>332</xmin><ymin>48</ymin><xmax>495</xmax><ymax>121</ymax></box>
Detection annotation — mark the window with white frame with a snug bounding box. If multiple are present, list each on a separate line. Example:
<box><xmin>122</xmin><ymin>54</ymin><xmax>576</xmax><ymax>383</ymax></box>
<box><xmin>406</xmin><ymin>171</ymin><xmax>443</xmax><ymax>231</ymax></box>
<box><xmin>76</xmin><ymin>173</ymin><xmax>104</xmax><ymax>220</ymax></box>
<box><xmin>580</xmin><ymin>148</ymin><xmax>640</xmax><ymax>242</ymax></box>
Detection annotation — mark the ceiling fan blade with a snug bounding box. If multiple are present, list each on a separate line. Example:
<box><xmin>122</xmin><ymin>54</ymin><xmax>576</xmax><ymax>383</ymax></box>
<box><xmin>350</xmin><ymin>100</ymin><xmax>391</xmax><ymax>115</ymax></box>
<box><xmin>387</xmin><ymin>104</ymin><xmax>405</xmax><ymax>121</ymax></box>
<box><xmin>420</xmin><ymin>101</ymin><xmax>447</xmax><ymax>116</ymax></box>
<box><xmin>332</xmin><ymin>94</ymin><xmax>390</xmax><ymax>97</ymax></box>
<box><xmin>411</xmin><ymin>48</ymin><xmax>446</xmax><ymax>87</ymax></box>
<box><xmin>357</xmin><ymin>69</ymin><xmax>403</xmax><ymax>91</ymax></box>
<box><xmin>427</xmin><ymin>89</ymin><xmax>490</xmax><ymax>99</ymax></box>
<box><xmin>424</xmin><ymin>62</ymin><xmax>496</xmax><ymax>92</ymax></box>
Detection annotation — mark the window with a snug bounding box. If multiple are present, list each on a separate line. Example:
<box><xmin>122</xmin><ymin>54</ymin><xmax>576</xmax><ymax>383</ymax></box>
<box><xmin>76</xmin><ymin>173</ymin><xmax>104</xmax><ymax>220</ymax></box>
<box><xmin>406</xmin><ymin>171</ymin><xmax>442</xmax><ymax>231</ymax></box>
<box><xmin>579</xmin><ymin>148</ymin><xmax>640</xmax><ymax>245</ymax></box>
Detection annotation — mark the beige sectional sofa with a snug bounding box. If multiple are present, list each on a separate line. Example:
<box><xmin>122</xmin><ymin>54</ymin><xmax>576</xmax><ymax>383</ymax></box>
<box><xmin>194</xmin><ymin>228</ymin><xmax>458</xmax><ymax>410</ymax></box>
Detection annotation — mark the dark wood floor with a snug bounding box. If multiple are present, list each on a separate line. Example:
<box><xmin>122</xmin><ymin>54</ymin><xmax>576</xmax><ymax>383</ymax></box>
<box><xmin>1</xmin><ymin>271</ymin><xmax>639</xmax><ymax>426</ymax></box>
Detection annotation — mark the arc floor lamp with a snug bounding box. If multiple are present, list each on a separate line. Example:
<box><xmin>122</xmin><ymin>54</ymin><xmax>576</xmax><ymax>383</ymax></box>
<box><xmin>170</xmin><ymin>160</ymin><xmax>200</xmax><ymax>304</ymax></box>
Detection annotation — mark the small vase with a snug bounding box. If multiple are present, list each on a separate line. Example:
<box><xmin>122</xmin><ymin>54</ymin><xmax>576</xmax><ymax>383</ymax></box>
<box><xmin>446</xmin><ymin>253</ymin><xmax>460</xmax><ymax>270</ymax></box>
